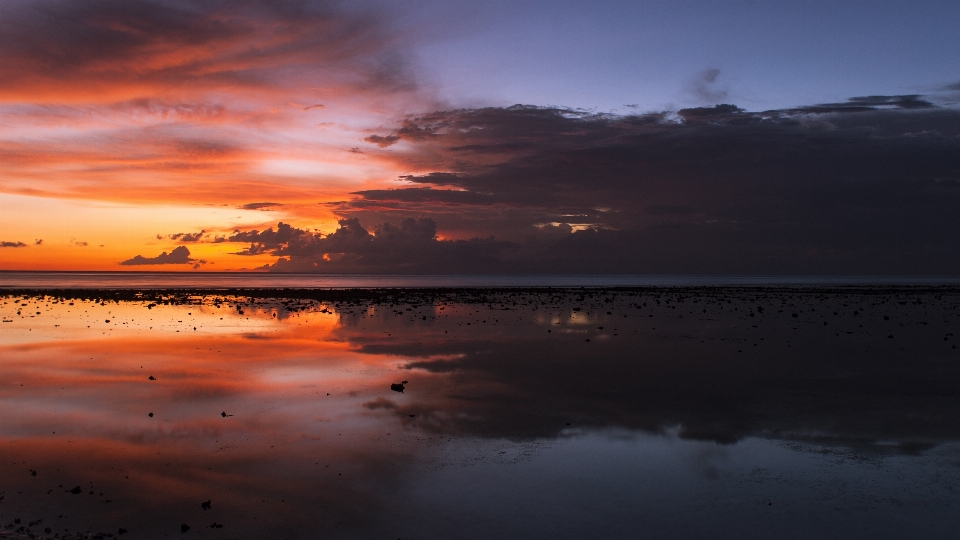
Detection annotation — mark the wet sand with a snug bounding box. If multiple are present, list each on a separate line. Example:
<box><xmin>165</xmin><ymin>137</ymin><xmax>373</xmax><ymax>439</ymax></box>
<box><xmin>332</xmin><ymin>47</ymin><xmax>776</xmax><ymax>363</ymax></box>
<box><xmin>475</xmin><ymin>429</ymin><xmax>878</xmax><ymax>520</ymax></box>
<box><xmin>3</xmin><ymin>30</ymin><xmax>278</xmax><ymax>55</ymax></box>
<box><xmin>1</xmin><ymin>286</ymin><xmax>959</xmax><ymax>539</ymax></box>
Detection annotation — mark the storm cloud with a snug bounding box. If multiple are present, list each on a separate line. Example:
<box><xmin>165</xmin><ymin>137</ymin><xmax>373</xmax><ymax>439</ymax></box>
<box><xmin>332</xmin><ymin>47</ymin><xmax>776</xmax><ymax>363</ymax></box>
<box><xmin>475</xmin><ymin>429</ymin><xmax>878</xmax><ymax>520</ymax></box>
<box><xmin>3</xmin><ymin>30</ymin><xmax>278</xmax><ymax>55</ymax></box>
<box><xmin>328</xmin><ymin>96</ymin><xmax>960</xmax><ymax>274</ymax></box>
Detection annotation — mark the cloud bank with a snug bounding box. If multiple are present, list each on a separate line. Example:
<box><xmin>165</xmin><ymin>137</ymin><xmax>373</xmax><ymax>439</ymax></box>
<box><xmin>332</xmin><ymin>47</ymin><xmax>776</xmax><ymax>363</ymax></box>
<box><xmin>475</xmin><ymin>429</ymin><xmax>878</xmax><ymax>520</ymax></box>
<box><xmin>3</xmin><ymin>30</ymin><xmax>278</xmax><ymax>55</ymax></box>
<box><xmin>215</xmin><ymin>93</ymin><xmax>960</xmax><ymax>274</ymax></box>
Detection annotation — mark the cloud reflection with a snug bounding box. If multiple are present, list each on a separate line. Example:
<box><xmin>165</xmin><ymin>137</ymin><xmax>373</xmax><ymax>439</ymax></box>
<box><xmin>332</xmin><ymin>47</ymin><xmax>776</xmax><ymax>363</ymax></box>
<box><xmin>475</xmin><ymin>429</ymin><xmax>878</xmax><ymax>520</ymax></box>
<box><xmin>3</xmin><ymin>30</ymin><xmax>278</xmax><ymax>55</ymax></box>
<box><xmin>2</xmin><ymin>289</ymin><xmax>960</xmax><ymax>537</ymax></box>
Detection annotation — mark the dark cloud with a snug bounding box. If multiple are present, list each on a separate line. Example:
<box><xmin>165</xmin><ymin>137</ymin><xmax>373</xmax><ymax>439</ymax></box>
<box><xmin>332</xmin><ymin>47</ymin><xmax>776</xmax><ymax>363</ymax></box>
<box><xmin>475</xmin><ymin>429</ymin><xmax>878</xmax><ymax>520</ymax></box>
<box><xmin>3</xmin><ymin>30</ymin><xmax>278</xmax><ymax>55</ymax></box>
<box><xmin>0</xmin><ymin>241</ymin><xmax>27</xmax><ymax>248</ymax></box>
<box><xmin>788</xmin><ymin>94</ymin><xmax>937</xmax><ymax>114</ymax></box>
<box><xmin>333</xmin><ymin>96</ymin><xmax>960</xmax><ymax>274</ymax></box>
<box><xmin>231</xmin><ymin>219</ymin><xmax>514</xmax><ymax>273</ymax></box>
<box><xmin>119</xmin><ymin>245</ymin><xmax>194</xmax><ymax>265</ymax></box>
<box><xmin>210</xmin><ymin>93</ymin><xmax>960</xmax><ymax>274</ymax></box>
<box><xmin>241</xmin><ymin>202</ymin><xmax>282</xmax><ymax>210</ymax></box>
<box><xmin>169</xmin><ymin>231</ymin><xmax>205</xmax><ymax>242</ymax></box>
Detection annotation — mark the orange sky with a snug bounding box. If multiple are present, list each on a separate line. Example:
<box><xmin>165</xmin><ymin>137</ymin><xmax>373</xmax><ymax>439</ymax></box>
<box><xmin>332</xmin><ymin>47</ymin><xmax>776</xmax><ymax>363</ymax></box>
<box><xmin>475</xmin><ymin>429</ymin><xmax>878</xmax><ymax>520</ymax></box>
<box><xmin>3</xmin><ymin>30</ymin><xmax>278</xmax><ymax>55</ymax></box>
<box><xmin>0</xmin><ymin>1</ymin><xmax>443</xmax><ymax>270</ymax></box>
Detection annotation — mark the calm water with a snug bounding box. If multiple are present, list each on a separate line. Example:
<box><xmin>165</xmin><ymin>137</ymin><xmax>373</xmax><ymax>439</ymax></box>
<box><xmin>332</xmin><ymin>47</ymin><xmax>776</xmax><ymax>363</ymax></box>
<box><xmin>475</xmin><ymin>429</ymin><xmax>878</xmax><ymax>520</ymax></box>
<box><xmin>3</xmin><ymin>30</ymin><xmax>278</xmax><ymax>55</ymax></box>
<box><xmin>1</xmin><ymin>288</ymin><xmax>960</xmax><ymax>539</ymax></box>
<box><xmin>3</xmin><ymin>271</ymin><xmax>960</xmax><ymax>289</ymax></box>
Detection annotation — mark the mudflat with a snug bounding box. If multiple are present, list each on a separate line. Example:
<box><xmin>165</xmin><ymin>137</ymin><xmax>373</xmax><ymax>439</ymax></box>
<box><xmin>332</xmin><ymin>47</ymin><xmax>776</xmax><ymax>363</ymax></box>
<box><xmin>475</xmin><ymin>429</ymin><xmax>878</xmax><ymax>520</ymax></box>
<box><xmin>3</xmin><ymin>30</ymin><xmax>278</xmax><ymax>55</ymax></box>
<box><xmin>1</xmin><ymin>287</ymin><xmax>959</xmax><ymax>539</ymax></box>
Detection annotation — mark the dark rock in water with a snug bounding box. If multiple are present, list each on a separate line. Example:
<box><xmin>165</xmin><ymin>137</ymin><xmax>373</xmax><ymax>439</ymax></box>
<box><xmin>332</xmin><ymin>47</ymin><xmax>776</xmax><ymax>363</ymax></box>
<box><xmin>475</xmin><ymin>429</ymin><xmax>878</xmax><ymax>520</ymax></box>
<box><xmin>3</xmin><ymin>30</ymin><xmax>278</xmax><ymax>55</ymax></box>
<box><xmin>181</xmin><ymin>523</ymin><xmax>190</xmax><ymax>533</ymax></box>
<box><xmin>390</xmin><ymin>382</ymin><xmax>405</xmax><ymax>393</ymax></box>
<box><xmin>119</xmin><ymin>528</ymin><xmax>128</xmax><ymax>535</ymax></box>
<box><xmin>148</xmin><ymin>376</ymin><xmax>156</xmax><ymax>381</ymax></box>
<box><xmin>68</xmin><ymin>486</ymin><xmax>82</xmax><ymax>494</ymax></box>
<box><xmin>201</xmin><ymin>500</ymin><xmax>211</xmax><ymax>510</ymax></box>
<box><xmin>148</xmin><ymin>412</ymin><xmax>154</xmax><ymax>417</ymax></box>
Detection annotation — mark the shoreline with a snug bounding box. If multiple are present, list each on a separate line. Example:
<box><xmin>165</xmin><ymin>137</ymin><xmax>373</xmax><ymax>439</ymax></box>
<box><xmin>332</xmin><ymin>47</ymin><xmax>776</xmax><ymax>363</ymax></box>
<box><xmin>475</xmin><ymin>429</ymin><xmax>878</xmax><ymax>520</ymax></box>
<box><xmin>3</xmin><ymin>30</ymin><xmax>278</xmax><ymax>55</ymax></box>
<box><xmin>4</xmin><ymin>284</ymin><xmax>960</xmax><ymax>303</ymax></box>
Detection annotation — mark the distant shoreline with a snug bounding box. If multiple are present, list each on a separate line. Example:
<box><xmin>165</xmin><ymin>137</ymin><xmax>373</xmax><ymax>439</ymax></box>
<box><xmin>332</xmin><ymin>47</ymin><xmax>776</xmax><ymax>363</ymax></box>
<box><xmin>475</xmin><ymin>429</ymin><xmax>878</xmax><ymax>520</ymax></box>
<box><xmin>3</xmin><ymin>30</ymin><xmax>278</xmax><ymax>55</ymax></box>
<box><xmin>4</xmin><ymin>285</ymin><xmax>960</xmax><ymax>303</ymax></box>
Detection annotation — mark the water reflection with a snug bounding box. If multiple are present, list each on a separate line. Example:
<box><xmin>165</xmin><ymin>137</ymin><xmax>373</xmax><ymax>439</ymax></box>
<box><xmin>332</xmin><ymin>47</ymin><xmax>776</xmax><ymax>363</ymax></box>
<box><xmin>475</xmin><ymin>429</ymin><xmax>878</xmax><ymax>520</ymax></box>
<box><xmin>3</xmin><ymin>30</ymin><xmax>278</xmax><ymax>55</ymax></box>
<box><xmin>1</xmin><ymin>289</ymin><xmax>959</xmax><ymax>539</ymax></box>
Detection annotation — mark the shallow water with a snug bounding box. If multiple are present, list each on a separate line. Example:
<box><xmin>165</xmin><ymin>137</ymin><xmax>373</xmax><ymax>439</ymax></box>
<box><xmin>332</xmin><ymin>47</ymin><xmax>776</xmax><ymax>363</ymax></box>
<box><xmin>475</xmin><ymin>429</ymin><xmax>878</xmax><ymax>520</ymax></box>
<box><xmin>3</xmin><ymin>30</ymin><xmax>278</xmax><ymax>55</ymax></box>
<box><xmin>4</xmin><ymin>271</ymin><xmax>960</xmax><ymax>289</ymax></box>
<box><xmin>1</xmin><ymin>289</ymin><xmax>959</xmax><ymax>539</ymax></box>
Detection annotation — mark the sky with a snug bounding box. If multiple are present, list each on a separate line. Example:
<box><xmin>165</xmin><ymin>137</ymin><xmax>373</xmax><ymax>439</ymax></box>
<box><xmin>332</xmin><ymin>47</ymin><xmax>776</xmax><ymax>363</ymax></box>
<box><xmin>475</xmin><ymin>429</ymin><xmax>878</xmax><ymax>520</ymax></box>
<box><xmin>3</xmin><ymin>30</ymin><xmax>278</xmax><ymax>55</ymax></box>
<box><xmin>1</xmin><ymin>0</ymin><xmax>959</xmax><ymax>273</ymax></box>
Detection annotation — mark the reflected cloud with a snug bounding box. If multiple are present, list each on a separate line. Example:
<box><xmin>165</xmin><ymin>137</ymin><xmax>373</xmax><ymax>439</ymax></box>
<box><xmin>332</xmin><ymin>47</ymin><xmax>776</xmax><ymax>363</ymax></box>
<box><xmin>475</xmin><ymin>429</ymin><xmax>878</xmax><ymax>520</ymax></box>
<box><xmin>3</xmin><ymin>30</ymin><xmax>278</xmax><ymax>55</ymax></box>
<box><xmin>2</xmin><ymin>288</ymin><xmax>960</xmax><ymax>537</ymax></box>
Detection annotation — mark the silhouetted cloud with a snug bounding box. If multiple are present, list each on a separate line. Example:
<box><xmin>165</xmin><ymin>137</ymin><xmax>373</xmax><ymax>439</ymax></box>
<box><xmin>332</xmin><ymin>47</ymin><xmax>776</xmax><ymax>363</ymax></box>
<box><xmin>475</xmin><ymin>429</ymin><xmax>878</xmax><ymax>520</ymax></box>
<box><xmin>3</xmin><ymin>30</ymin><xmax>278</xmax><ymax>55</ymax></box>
<box><xmin>335</xmin><ymin>96</ymin><xmax>960</xmax><ymax>274</ymax></box>
<box><xmin>169</xmin><ymin>231</ymin><xmax>205</xmax><ymax>242</ymax></box>
<box><xmin>120</xmin><ymin>245</ymin><xmax>194</xmax><ymax>265</ymax></box>
<box><xmin>241</xmin><ymin>202</ymin><xmax>282</xmax><ymax>210</ymax></box>
<box><xmin>230</xmin><ymin>219</ymin><xmax>513</xmax><ymax>273</ymax></box>
<box><xmin>0</xmin><ymin>241</ymin><xmax>27</xmax><ymax>248</ymax></box>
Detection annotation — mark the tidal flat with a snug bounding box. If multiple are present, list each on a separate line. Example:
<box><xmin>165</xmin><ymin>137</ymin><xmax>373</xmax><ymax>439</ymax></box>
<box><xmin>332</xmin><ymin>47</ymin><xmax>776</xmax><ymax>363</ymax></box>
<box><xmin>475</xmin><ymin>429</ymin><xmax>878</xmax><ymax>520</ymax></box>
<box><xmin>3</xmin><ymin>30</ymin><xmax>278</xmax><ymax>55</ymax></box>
<box><xmin>1</xmin><ymin>287</ymin><xmax>959</xmax><ymax>539</ymax></box>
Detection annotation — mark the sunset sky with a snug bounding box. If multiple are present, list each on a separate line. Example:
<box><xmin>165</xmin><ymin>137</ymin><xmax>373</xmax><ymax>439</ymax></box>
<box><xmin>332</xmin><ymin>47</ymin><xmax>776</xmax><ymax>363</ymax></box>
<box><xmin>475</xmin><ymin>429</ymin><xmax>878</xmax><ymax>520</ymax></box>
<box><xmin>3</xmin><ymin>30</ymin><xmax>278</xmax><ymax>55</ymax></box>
<box><xmin>2</xmin><ymin>0</ymin><xmax>959</xmax><ymax>273</ymax></box>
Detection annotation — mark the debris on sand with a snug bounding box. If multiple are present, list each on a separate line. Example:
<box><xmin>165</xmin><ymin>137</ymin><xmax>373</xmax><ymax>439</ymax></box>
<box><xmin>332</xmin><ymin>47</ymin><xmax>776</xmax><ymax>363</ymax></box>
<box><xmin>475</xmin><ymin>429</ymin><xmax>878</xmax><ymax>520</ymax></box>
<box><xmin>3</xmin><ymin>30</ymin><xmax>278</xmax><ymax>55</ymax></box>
<box><xmin>221</xmin><ymin>412</ymin><xmax>233</xmax><ymax>417</ymax></box>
